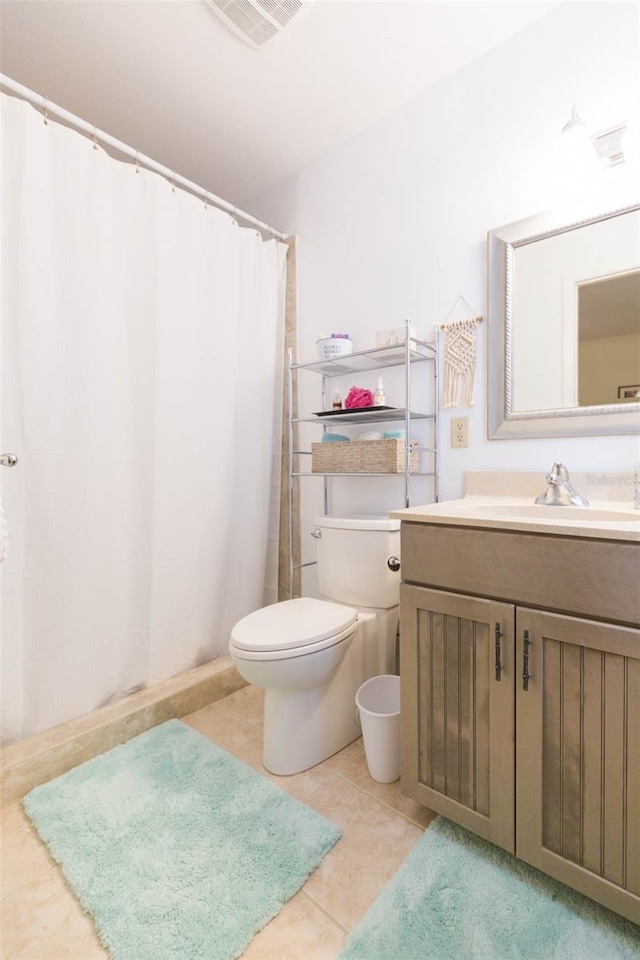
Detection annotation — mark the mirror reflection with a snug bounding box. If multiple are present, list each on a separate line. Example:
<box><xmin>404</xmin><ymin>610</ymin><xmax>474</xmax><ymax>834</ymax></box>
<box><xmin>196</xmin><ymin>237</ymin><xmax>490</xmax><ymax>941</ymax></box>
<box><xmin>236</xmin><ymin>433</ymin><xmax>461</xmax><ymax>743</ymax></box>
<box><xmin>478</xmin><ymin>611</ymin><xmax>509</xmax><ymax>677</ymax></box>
<box><xmin>578</xmin><ymin>271</ymin><xmax>640</xmax><ymax>406</ymax></box>
<box><xmin>511</xmin><ymin>208</ymin><xmax>640</xmax><ymax>413</ymax></box>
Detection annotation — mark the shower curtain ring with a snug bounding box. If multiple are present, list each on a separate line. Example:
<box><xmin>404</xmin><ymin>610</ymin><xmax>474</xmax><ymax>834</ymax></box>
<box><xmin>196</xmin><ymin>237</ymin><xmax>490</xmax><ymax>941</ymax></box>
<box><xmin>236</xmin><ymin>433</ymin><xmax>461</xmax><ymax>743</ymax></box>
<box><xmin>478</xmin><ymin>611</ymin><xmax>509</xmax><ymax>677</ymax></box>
<box><xmin>135</xmin><ymin>152</ymin><xmax>140</xmax><ymax>174</ymax></box>
<box><xmin>42</xmin><ymin>97</ymin><xmax>49</xmax><ymax>125</ymax></box>
<box><xmin>170</xmin><ymin>173</ymin><xmax>176</xmax><ymax>193</ymax></box>
<box><xmin>91</xmin><ymin>126</ymin><xmax>99</xmax><ymax>151</ymax></box>
<box><xmin>204</xmin><ymin>193</ymin><xmax>210</xmax><ymax>210</ymax></box>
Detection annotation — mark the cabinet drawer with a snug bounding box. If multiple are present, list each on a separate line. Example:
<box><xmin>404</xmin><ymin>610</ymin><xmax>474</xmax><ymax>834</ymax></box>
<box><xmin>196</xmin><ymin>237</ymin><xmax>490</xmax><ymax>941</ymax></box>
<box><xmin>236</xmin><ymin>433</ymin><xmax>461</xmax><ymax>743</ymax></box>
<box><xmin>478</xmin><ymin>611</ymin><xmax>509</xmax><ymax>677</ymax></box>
<box><xmin>401</xmin><ymin>522</ymin><xmax>640</xmax><ymax>626</ymax></box>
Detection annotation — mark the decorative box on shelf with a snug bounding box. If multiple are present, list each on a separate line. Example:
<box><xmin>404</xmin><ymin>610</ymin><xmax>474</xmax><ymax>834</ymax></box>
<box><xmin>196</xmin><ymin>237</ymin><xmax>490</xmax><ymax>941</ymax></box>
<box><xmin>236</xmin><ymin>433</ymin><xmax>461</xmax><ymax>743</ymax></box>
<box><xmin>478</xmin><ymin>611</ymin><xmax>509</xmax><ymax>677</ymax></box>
<box><xmin>311</xmin><ymin>439</ymin><xmax>419</xmax><ymax>475</ymax></box>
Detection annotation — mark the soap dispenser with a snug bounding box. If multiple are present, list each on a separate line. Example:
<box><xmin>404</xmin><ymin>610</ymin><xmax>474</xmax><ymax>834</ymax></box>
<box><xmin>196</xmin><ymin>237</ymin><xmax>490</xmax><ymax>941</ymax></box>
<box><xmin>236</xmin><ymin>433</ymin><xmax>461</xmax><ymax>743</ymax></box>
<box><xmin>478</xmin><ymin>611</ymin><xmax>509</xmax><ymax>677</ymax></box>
<box><xmin>374</xmin><ymin>377</ymin><xmax>385</xmax><ymax>406</ymax></box>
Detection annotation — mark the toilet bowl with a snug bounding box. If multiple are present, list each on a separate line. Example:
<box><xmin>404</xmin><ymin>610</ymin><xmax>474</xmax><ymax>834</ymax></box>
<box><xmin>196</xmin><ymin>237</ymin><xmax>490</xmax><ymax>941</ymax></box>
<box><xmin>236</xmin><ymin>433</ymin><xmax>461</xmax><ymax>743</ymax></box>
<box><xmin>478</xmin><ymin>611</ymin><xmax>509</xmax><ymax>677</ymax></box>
<box><xmin>229</xmin><ymin>515</ymin><xmax>400</xmax><ymax>776</ymax></box>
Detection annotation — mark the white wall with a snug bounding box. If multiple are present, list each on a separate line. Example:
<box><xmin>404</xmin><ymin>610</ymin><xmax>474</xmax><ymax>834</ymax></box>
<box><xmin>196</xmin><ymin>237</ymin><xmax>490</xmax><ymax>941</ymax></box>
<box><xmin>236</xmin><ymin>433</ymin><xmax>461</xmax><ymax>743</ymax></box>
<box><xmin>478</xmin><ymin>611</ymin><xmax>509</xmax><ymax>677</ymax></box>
<box><xmin>252</xmin><ymin>2</ymin><xmax>640</xmax><ymax>582</ymax></box>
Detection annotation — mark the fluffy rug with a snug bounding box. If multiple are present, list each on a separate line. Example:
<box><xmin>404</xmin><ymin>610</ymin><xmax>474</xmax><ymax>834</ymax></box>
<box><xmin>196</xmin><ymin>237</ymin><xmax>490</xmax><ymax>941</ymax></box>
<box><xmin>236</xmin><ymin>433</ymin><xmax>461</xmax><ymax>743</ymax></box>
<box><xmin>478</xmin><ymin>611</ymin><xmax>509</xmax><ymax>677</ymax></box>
<box><xmin>23</xmin><ymin>719</ymin><xmax>341</xmax><ymax>960</ymax></box>
<box><xmin>340</xmin><ymin>817</ymin><xmax>640</xmax><ymax>960</ymax></box>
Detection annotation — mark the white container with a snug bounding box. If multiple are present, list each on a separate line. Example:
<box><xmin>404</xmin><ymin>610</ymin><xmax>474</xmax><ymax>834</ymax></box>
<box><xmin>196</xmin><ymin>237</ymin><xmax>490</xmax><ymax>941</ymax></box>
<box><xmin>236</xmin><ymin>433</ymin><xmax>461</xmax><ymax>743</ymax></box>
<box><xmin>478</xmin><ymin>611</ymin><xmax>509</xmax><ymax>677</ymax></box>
<box><xmin>316</xmin><ymin>336</ymin><xmax>354</xmax><ymax>360</ymax></box>
<box><xmin>356</xmin><ymin>674</ymin><xmax>401</xmax><ymax>783</ymax></box>
<box><xmin>314</xmin><ymin>514</ymin><xmax>401</xmax><ymax>609</ymax></box>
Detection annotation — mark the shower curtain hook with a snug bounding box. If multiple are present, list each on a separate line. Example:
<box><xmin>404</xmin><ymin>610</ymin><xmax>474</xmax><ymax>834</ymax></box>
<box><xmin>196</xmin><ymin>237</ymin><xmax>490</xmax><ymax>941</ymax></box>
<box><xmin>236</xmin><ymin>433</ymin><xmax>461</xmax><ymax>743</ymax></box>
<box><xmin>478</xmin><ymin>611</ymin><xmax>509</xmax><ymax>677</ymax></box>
<box><xmin>204</xmin><ymin>192</ymin><xmax>210</xmax><ymax>211</ymax></box>
<box><xmin>135</xmin><ymin>152</ymin><xmax>140</xmax><ymax>174</ymax></box>
<box><xmin>170</xmin><ymin>172</ymin><xmax>176</xmax><ymax>193</ymax></box>
<box><xmin>91</xmin><ymin>126</ymin><xmax>99</xmax><ymax>151</ymax></box>
<box><xmin>42</xmin><ymin>96</ymin><xmax>49</xmax><ymax>125</ymax></box>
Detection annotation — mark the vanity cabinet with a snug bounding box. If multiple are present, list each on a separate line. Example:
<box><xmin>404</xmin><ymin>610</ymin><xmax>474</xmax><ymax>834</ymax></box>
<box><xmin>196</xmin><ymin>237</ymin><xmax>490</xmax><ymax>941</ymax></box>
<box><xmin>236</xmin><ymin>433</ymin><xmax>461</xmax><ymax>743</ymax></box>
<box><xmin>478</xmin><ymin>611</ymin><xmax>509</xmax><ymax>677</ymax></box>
<box><xmin>400</xmin><ymin>522</ymin><xmax>640</xmax><ymax>925</ymax></box>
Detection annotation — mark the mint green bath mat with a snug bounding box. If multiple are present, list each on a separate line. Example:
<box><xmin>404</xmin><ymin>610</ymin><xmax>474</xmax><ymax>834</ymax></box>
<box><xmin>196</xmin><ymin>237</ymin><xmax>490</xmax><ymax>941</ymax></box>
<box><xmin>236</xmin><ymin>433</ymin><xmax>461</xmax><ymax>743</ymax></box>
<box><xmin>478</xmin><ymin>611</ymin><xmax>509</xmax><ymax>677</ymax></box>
<box><xmin>340</xmin><ymin>817</ymin><xmax>640</xmax><ymax>960</ymax></box>
<box><xmin>23</xmin><ymin>719</ymin><xmax>341</xmax><ymax>960</ymax></box>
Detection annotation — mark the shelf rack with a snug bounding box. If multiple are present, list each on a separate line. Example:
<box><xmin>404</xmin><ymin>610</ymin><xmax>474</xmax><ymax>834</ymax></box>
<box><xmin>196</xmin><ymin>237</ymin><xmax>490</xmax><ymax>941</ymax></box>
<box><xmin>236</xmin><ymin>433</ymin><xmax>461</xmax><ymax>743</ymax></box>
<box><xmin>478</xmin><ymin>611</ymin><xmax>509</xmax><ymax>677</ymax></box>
<box><xmin>286</xmin><ymin>325</ymin><xmax>439</xmax><ymax>596</ymax></box>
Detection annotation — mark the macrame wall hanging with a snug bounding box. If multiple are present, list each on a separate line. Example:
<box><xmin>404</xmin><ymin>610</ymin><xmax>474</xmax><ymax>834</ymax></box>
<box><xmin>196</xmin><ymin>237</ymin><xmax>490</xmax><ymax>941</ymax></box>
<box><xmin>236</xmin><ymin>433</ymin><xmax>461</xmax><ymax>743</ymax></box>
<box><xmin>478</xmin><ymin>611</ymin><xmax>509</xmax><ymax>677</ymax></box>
<box><xmin>441</xmin><ymin>296</ymin><xmax>483</xmax><ymax>408</ymax></box>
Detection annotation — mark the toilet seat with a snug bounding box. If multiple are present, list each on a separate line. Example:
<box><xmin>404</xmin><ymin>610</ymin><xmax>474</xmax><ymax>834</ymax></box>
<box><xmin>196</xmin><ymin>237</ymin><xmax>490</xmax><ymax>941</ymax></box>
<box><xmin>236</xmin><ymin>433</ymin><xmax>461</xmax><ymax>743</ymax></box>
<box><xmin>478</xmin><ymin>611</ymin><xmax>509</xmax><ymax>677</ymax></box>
<box><xmin>229</xmin><ymin>597</ymin><xmax>358</xmax><ymax>661</ymax></box>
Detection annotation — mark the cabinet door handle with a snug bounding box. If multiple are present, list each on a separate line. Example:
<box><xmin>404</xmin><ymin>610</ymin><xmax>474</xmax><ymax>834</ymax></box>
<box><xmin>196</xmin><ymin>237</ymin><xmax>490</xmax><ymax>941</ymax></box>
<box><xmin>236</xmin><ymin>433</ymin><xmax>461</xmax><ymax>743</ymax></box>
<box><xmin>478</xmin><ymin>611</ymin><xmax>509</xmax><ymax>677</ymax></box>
<box><xmin>522</xmin><ymin>629</ymin><xmax>532</xmax><ymax>691</ymax></box>
<box><xmin>494</xmin><ymin>622</ymin><xmax>503</xmax><ymax>681</ymax></box>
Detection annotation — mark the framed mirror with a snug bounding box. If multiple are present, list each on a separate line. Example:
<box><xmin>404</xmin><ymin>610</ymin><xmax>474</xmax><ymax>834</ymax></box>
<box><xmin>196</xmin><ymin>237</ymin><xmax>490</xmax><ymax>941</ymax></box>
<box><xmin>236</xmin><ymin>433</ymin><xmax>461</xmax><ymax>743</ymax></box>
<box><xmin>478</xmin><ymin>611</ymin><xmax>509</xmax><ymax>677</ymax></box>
<box><xmin>488</xmin><ymin>203</ymin><xmax>640</xmax><ymax>439</ymax></box>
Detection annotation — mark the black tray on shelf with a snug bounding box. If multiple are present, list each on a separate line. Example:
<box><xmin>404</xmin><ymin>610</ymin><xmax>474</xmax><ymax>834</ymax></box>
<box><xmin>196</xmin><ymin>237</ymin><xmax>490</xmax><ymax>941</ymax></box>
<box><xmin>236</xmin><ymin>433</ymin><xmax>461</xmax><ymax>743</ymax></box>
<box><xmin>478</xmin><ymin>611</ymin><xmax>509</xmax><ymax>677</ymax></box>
<box><xmin>313</xmin><ymin>405</ymin><xmax>396</xmax><ymax>417</ymax></box>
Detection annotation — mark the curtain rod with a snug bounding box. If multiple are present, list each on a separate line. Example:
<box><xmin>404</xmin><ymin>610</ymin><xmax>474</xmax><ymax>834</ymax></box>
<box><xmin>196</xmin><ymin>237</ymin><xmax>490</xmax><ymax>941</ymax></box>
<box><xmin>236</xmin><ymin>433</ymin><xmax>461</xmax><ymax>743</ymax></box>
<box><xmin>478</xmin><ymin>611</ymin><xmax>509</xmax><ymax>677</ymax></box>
<box><xmin>0</xmin><ymin>74</ymin><xmax>288</xmax><ymax>241</ymax></box>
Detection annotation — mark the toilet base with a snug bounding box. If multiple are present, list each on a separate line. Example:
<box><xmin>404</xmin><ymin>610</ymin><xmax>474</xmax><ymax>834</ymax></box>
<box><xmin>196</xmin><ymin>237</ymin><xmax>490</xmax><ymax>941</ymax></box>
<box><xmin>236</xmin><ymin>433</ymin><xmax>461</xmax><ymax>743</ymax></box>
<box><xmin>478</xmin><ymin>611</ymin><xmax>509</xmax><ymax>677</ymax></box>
<box><xmin>262</xmin><ymin>608</ymin><xmax>397</xmax><ymax>776</ymax></box>
<box><xmin>263</xmin><ymin>676</ymin><xmax>360</xmax><ymax>776</ymax></box>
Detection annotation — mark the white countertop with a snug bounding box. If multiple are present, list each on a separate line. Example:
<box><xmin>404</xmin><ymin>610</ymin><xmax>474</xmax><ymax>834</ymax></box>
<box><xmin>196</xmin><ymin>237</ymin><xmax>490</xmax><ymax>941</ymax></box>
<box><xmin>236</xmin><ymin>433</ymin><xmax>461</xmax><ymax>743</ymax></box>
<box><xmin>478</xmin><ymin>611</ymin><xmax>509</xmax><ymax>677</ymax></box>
<box><xmin>390</xmin><ymin>472</ymin><xmax>640</xmax><ymax>542</ymax></box>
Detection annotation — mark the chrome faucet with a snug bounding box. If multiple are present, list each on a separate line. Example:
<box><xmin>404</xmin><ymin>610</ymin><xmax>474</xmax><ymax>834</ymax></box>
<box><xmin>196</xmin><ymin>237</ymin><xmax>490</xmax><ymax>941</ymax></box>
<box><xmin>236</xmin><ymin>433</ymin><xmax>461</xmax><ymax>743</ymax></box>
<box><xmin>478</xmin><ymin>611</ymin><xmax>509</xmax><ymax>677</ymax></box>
<box><xmin>535</xmin><ymin>463</ymin><xmax>589</xmax><ymax>507</ymax></box>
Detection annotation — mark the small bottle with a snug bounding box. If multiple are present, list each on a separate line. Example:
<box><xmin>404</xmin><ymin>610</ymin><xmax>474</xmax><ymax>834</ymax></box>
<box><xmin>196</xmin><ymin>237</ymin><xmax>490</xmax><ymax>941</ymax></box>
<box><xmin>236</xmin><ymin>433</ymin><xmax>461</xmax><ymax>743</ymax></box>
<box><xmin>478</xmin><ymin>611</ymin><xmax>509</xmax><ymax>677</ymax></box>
<box><xmin>374</xmin><ymin>377</ymin><xmax>385</xmax><ymax>406</ymax></box>
<box><xmin>332</xmin><ymin>390</ymin><xmax>343</xmax><ymax>410</ymax></box>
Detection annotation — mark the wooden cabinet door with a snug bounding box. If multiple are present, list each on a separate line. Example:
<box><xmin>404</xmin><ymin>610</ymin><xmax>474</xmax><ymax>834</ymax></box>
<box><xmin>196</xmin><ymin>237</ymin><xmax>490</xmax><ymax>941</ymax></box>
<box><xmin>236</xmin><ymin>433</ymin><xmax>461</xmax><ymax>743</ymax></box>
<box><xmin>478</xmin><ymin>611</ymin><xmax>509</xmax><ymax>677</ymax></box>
<box><xmin>516</xmin><ymin>608</ymin><xmax>640</xmax><ymax>925</ymax></box>
<box><xmin>400</xmin><ymin>584</ymin><xmax>515</xmax><ymax>853</ymax></box>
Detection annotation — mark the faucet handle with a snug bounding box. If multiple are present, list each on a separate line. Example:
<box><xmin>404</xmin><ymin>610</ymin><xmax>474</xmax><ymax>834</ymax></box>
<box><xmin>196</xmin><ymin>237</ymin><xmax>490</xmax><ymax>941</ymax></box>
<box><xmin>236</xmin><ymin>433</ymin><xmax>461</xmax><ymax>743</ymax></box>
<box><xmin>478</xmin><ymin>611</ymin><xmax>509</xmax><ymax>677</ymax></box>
<box><xmin>537</xmin><ymin>462</ymin><xmax>588</xmax><ymax>506</ymax></box>
<box><xmin>546</xmin><ymin>462</ymin><xmax>569</xmax><ymax>485</ymax></box>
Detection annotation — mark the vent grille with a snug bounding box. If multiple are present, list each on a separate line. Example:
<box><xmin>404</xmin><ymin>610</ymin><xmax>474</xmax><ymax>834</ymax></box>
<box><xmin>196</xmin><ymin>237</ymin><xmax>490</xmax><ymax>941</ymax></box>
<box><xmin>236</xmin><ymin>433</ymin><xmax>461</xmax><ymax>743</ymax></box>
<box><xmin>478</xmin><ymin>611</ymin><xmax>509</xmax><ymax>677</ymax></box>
<box><xmin>208</xmin><ymin>0</ymin><xmax>311</xmax><ymax>49</ymax></box>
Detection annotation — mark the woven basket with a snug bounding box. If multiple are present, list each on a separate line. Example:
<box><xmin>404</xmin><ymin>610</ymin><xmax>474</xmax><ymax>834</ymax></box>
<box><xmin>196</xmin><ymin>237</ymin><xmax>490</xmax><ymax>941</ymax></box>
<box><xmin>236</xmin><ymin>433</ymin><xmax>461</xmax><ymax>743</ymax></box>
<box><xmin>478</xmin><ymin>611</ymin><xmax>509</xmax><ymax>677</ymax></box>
<box><xmin>311</xmin><ymin>439</ymin><xmax>419</xmax><ymax>474</ymax></box>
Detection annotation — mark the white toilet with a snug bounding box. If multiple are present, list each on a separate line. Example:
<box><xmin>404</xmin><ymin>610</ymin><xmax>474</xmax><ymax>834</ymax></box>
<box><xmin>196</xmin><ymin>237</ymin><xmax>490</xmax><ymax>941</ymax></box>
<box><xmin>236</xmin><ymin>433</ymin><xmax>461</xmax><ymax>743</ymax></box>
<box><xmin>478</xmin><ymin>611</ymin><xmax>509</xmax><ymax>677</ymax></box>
<box><xmin>229</xmin><ymin>514</ymin><xmax>400</xmax><ymax>775</ymax></box>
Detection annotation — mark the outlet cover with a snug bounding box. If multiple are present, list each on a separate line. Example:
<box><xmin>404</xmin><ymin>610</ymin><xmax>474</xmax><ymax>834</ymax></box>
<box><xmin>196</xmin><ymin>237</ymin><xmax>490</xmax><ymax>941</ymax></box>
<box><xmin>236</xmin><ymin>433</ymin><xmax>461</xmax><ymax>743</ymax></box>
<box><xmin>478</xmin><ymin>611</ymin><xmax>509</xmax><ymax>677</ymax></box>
<box><xmin>451</xmin><ymin>417</ymin><xmax>469</xmax><ymax>448</ymax></box>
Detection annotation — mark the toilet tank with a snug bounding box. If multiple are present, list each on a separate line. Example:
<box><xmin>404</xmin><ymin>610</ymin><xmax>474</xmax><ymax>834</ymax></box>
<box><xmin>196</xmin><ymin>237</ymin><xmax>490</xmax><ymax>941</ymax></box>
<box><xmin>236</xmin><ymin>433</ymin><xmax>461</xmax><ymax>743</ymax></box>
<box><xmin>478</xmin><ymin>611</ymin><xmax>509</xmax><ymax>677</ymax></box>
<box><xmin>314</xmin><ymin>514</ymin><xmax>401</xmax><ymax>609</ymax></box>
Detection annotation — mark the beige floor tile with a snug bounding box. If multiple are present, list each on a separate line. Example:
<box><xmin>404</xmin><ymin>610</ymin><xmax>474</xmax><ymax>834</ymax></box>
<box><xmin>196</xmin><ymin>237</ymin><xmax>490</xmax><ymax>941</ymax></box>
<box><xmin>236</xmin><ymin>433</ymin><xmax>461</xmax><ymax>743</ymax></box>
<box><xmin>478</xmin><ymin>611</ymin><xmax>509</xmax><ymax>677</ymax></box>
<box><xmin>0</xmin><ymin>802</ymin><xmax>56</xmax><ymax>900</ymax></box>
<box><xmin>1</xmin><ymin>866</ymin><xmax>107</xmax><ymax>960</ymax></box>
<box><xmin>240</xmin><ymin>890</ymin><xmax>346</xmax><ymax>960</ymax></box>
<box><xmin>182</xmin><ymin>701</ymin><xmax>258</xmax><ymax>751</ymax></box>
<box><xmin>229</xmin><ymin>736</ymin><xmax>340</xmax><ymax>803</ymax></box>
<box><xmin>321</xmin><ymin>737</ymin><xmax>361</xmax><ymax>776</ymax></box>
<box><xmin>302</xmin><ymin>777</ymin><xmax>423</xmax><ymax>931</ymax></box>
<box><xmin>221</xmin><ymin>684</ymin><xmax>264</xmax><ymax>728</ymax></box>
<box><xmin>325</xmin><ymin>738</ymin><xmax>437</xmax><ymax>829</ymax></box>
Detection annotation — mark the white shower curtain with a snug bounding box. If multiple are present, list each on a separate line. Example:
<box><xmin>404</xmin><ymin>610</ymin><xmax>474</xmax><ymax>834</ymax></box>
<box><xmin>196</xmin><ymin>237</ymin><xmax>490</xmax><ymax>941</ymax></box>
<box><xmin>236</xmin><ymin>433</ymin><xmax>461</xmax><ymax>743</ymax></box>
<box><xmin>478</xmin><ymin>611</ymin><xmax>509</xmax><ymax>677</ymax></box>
<box><xmin>0</xmin><ymin>93</ymin><xmax>287</xmax><ymax>744</ymax></box>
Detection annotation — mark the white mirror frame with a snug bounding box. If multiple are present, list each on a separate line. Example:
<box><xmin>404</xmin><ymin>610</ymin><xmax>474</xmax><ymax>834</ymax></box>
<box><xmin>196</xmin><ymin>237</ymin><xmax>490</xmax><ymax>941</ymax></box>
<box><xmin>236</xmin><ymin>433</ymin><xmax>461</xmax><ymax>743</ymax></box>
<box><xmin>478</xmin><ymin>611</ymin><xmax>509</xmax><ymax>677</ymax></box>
<box><xmin>488</xmin><ymin>202</ymin><xmax>640</xmax><ymax>440</ymax></box>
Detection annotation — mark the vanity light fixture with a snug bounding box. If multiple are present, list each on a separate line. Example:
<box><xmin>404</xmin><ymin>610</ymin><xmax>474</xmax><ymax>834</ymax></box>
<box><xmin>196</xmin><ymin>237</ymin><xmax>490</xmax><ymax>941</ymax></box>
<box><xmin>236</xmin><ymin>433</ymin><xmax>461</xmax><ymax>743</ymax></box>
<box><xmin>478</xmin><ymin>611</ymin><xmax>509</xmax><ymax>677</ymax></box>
<box><xmin>560</xmin><ymin>105</ymin><xmax>599</xmax><ymax>176</ymax></box>
<box><xmin>592</xmin><ymin>121</ymin><xmax>630</xmax><ymax>168</ymax></box>
<box><xmin>561</xmin><ymin>104</ymin><xmax>632</xmax><ymax>169</ymax></box>
<box><xmin>561</xmin><ymin>104</ymin><xmax>589</xmax><ymax>138</ymax></box>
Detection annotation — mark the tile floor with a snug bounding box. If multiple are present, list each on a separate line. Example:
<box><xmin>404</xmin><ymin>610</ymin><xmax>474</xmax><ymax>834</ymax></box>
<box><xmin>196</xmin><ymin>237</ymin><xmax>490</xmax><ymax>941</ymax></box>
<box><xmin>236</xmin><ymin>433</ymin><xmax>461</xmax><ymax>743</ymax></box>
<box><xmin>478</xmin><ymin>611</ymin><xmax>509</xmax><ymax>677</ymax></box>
<box><xmin>0</xmin><ymin>684</ymin><xmax>437</xmax><ymax>960</ymax></box>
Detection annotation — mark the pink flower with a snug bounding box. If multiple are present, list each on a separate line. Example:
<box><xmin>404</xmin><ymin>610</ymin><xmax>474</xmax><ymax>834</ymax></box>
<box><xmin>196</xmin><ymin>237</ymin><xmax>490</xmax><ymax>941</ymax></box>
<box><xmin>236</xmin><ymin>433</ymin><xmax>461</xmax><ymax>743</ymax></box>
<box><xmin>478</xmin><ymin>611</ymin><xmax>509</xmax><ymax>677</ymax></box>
<box><xmin>344</xmin><ymin>386</ymin><xmax>374</xmax><ymax>408</ymax></box>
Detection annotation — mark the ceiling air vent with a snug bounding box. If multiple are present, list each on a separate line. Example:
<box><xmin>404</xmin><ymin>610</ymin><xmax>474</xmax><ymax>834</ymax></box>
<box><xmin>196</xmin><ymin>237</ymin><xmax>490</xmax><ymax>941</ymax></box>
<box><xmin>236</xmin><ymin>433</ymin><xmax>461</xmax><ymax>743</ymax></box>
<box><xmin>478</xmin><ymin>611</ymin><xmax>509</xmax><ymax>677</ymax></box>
<box><xmin>208</xmin><ymin>0</ymin><xmax>312</xmax><ymax>49</ymax></box>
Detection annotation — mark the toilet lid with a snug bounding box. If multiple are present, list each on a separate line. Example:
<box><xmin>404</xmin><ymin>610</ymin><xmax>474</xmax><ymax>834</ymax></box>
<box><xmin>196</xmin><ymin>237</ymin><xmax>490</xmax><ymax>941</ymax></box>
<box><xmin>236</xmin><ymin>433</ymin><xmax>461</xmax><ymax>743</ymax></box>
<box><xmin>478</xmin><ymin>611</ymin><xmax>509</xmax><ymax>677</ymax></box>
<box><xmin>230</xmin><ymin>597</ymin><xmax>358</xmax><ymax>653</ymax></box>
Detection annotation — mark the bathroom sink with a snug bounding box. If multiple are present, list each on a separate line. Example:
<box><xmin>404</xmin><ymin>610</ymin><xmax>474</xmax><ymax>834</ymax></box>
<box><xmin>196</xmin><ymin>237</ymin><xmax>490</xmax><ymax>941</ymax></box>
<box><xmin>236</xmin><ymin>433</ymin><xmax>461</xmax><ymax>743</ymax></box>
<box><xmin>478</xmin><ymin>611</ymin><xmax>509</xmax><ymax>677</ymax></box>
<box><xmin>456</xmin><ymin>503</ymin><xmax>640</xmax><ymax>522</ymax></box>
<box><xmin>391</xmin><ymin>471</ymin><xmax>640</xmax><ymax>542</ymax></box>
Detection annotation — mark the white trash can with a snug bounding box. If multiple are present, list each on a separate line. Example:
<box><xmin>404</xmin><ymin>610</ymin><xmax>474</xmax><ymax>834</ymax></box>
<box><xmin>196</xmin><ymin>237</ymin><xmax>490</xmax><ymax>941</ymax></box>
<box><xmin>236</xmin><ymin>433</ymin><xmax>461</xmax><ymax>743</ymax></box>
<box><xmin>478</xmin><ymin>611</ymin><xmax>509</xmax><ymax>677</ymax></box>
<box><xmin>355</xmin><ymin>674</ymin><xmax>401</xmax><ymax>783</ymax></box>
